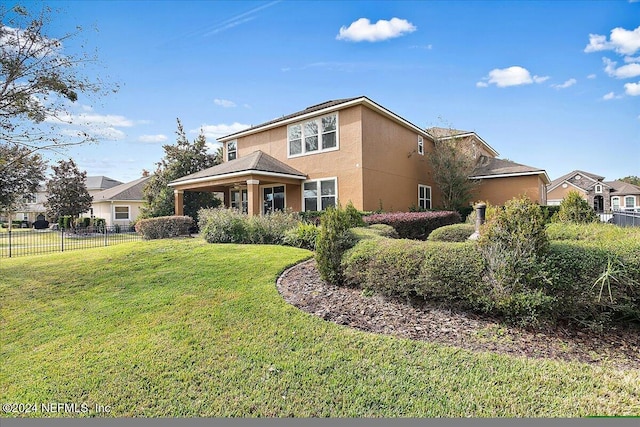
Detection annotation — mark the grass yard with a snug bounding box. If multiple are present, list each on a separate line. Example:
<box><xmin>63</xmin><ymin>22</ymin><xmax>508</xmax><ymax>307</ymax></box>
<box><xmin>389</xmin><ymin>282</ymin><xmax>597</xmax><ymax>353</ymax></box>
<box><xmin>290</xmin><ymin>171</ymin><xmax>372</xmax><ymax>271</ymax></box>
<box><xmin>1</xmin><ymin>238</ymin><xmax>639</xmax><ymax>417</ymax></box>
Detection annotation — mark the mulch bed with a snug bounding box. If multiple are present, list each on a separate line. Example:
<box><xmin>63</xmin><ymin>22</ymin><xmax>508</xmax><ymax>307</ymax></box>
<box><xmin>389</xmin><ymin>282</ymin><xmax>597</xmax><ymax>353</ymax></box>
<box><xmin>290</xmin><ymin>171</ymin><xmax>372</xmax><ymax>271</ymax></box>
<box><xmin>276</xmin><ymin>259</ymin><xmax>640</xmax><ymax>370</ymax></box>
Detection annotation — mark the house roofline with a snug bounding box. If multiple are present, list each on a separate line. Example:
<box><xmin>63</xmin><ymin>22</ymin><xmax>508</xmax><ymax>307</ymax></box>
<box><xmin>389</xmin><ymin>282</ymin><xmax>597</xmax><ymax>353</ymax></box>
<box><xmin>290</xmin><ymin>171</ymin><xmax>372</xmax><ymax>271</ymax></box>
<box><xmin>433</xmin><ymin>131</ymin><xmax>500</xmax><ymax>158</ymax></box>
<box><xmin>218</xmin><ymin>97</ymin><xmax>434</xmax><ymax>143</ymax></box>
<box><xmin>168</xmin><ymin>170</ymin><xmax>307</xmax><ymax>188</ymax></box>
<box><xmin>470</xmin><ymin>170</ymin><xmax>551</xmax><ymax>184</ymax></box>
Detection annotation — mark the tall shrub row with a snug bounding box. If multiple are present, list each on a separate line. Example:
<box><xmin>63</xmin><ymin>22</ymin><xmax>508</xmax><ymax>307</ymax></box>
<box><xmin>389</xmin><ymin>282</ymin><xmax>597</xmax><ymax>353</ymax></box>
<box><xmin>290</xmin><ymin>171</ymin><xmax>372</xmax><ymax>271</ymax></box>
<box><xmin>135</xmin><ymin>216</ymin><xmax>194</xmax><ymax>239</ymax></box>
<box><xmin>363</xmin><ymin>211</ymin><xmax>461</xmax><ymax>240</ymax></box>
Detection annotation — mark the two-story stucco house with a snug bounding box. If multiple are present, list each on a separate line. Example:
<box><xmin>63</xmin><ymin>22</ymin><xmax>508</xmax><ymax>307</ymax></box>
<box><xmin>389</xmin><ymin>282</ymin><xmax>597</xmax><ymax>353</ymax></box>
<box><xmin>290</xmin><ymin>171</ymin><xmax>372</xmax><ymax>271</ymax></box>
<box><xmin>169</xmin><ymin>97</ymin><xmax>549</xmax><ymax>216</ymax></box>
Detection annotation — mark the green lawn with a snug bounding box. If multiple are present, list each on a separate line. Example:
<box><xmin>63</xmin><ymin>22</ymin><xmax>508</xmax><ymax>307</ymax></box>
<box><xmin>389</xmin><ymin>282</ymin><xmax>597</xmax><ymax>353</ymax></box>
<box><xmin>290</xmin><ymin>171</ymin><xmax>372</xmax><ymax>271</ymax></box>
<box><xmin>1</xmin><ymin>238</ymin><xmax>638</xmax><ymax>417</ymax></box>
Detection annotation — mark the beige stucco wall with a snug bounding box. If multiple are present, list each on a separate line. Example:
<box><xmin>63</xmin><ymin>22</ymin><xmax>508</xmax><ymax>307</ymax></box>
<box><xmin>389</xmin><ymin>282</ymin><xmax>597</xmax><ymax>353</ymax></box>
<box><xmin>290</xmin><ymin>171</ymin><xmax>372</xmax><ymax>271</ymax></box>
<box><xmin>473</xmin><ymin>175</ymin><xmax>546</xmax><ymax>206</ymax></box>
<box><xmin>547</xmin><ymin>184</ymin><xmax>587</xmax><ymax>202</ymax></box>
<box><xmin>360</xmin><ymin>106</ymin><xmax>438</xmax><ymax>211</ymax></box>
<box><xmin>231</xmin><ymin>105</ymin><xmax>365</xmax><ymax>211</ymax></box>
<box><xmin>91</xmin><ymin>201</ymin><xmax>145</xmax><ymax>226</ymax></box>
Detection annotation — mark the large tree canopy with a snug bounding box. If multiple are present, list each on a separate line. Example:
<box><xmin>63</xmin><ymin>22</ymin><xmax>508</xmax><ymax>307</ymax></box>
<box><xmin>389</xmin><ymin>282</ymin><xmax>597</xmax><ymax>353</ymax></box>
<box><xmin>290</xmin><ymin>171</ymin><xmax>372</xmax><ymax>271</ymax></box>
<box><xmin>0</xmin><ymin>3</ymin><xmax>115</xmax><ymax>159</ymax></box>
<box><xmin>141</xmin><ymin>119</ymin><xmax>221</xmax><ymax>220</ymax></box>
<box><xmin>0</xmin><ymin>143</ymin><xmax>46</xmax><ymax>211</ymax></box>
<box><xmin>45</xmin><ymin>158</ymin><xmax>92</xmax><ymax>222</ymax></box>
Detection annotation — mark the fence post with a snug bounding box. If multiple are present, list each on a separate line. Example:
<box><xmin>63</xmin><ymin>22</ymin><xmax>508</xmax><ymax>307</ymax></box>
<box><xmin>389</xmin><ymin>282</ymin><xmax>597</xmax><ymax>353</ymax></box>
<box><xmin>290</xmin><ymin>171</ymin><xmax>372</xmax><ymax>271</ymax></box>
<box><xmin>104</xmin><ymin>224</ymin><xmax>108</xmax><ymax>247</ymax></box>
<box><xmin>8</xmin><ymin>228</ymin><xmax>11</xmax><ymax>258</ymax></box>
<box><xmin>61</xmin><ymin>227</ymin><xmax>64</xmax><ymax>252</ymax></box>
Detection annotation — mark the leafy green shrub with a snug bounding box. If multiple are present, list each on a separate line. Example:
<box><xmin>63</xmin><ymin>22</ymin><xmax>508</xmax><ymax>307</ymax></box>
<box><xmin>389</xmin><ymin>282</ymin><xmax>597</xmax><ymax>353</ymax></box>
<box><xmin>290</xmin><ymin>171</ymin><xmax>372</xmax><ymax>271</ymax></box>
<box><xmin>315</xmin><ymin>206</ymin><xmax>356</xmax><ymax>284</ymax></box>
<box><xmin>198</xmin><ymin>208</ymin><xmax>248</xmax><ymax>243</ymax></box>
<box><xmin>344</xmin><ymin>201</ymin><xmax>366</xmax><ymax>227</ymax></box>
<box><xmin>135</xmin><ymin>215</ymin><xmax>194</xmax><ymax>239</ymax></box>
<box><xmin>363</xmin><ymin>211</ymin><xmax>461</xmax><ymax>240</ymax></box>
<box><xmin>555</xmin><ymin>190</ymin><xmax>598</xmax><ymax>223</ymax></box>
<box><xmin>545</xmin><ymin>221</ymin><xmax>640</xmax><ymax>242</ymax></box>
<box><xmin>283</xmin><ymin>222</ymin><xmax>319</xmax><ymax>250</ymax></box>
<box><xmin>428</xmin><ymin>223</ymin><xmax>475</xmax><ymax>242</ymax></box>
<box><xmin>476</xmin><ymin>196</ymin><xmax>552</xmax><ymax>325</ymax></box>
<box><xmin>367</xmin><ymin>224</ymin><xmax>399</xmax><ymax>238</ymax></box>
<box><xmin>58</xmin><ymin>215</ymin><xmax>72</xmax><ymax>229</ymax></box>
<box><xmin>298</xmin><ymin>210</ymin><xmax>323</xmax><ymax>225</ymax></box>
<box><xmin>465</xmin><ymin>201</ymin><xmax>501</xmax><ymax>225</ymax></box>
<box><xmin>247</xmin><ymin>210</ymin><xmax>300</xmax><ymax>245</ymax></box>
<box><xmin>540</xmin><ymin>205</ymin><xmax>561</xmax><ymax>224</ymax></box>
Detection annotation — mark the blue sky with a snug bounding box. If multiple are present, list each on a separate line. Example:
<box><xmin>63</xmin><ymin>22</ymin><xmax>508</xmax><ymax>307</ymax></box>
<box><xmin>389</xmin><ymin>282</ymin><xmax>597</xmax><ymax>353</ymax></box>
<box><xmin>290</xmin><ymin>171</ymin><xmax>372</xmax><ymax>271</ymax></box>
<box><xmin>18</xmin><ymin>0</ymin><xmax>640</xmax><ymax>184</ymax></box>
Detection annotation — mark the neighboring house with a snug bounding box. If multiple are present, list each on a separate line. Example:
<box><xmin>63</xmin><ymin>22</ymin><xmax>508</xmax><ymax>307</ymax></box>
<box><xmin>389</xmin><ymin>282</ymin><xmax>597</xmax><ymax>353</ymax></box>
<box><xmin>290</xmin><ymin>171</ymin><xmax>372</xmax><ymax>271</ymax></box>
<box><xmin>547</xmin><ymin>170</ymin><xmax>640</xmax><ymax>212</ymax></box>
<box><xmin>89</xmin><ymin>176</ymin><xmax>151</xmax><ymax>226</ymax></box>
<box><xmin>168</xmin><ymin>96</ymin><xmax>550</xmax><ymax>216</ymax></box>
<box><xmin>10</xmin><ymin>176</ymin><xmax>123</xmax><ymax>225</ymax></box>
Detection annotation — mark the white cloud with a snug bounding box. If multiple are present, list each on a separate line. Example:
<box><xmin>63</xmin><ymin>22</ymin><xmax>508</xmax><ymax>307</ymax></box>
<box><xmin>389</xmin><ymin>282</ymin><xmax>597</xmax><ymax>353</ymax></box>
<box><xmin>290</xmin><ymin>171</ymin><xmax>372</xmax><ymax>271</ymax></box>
<box><xmin>477</xmin><ymin>66</ymin><xmax>547</xmax><ymax>88</ymax></box>
<box><xmin>552</xmin><ymin>78</ymin><xmax>577</xmax><ymax>89</ymax></box>
<box><xmin>138</xmin><ymin>134</ymin><xmax>168</xmax><ymax>143</ymax></box>
<box><xmin>587</xmin><ymin>74</ymin><xmax>597</xmax><ymax>79</ymax></box>
<box><xmin>603</xmin><ymin>91</ymin><xmax>616</xmax><ymax>100</ymax></box>
<box><xmin>195</xmin><ymin>122</ymin><xmax>251</xmax><ymax>140</ymax></box>
<box><xmin>624</xmin><ymin>81</ymin><xmax>640</xmax><ymax>96</ymax></box>
<box><xmin>603</xmin><ymin>57</ymin><xmax>640</xmax><ymax>78</ymax></box>
<box><xmin>625</xmin><ymin>55</ymin><xmax>640</xmax><ymax>63</ymax></box>
<box><xmin>584</xmin><ymin>26</ymin><xmax>640</xmax><ymax>55</ymax></box>
<box><xmin>336</xmin><ymin>17</ymin><xmax>416</xmax><ymax>42</ymax></box>
<box><xmin>214</xmin><ymin>98</ymin><xmax>236</xmax><ymax>108</ymax></box>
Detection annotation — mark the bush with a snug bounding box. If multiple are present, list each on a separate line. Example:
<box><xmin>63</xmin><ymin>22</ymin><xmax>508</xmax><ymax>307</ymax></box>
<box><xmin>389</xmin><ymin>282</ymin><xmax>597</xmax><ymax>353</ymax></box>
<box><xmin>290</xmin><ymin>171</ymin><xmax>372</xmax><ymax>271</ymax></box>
<box><xmin>540</xmin><ymin>205</ymin><xmax>561</xmax><ymax>224</ymax></box>
<box><xmin>344</xmin><ymin>201</ymin><xmax>366</xmax><ymax>228</ymax></box>
<box><xmin>298</xmin><ymin>211</ymin><xmax>323</xmax><ymax>225</ymax></box>
<box><xmin>283</xmin><ymin>222</ymin><xmax>320</xmax><ymax>250</ymax></box>
<box><xmin>428</xmin><ymin>223</ymin><xmax>475</xmax><ymax>242</ymax></box>
<box><xmin>198</xmin><ymin>207</ymin><xmax>300</xmax><ymax>245</ymax></box>
<box><xmin>363</xmin><ymin>211</ymin><xmax>461</xmax><ymax>240</ymax></box>
<box><xmin>315</xmin><ymin>206</ymin><xmax>357</xmax><ymax>284</ymax></box>
<box><xmin>555</xmin><ymin>190</ymin><xmax>598</xmax><ymax>224</ymax></box>
<box><xmin>247</xmin><ymin>210</ymin><xmax>300</xmax><ymax>245</ymax></box>
<box><xmin>135</xmin><ymin>215</ymin><xmax>194</xmax><ymax>239</ymax></box>
<box><xmin>198</xmin><ymin>208</ymin><xmax>249</xmax><ymax>243</ymax></box>
<box><xmin>58</xmin><ymin>216</ymin><xmax>72</xmax><ymax>229</ymax></box>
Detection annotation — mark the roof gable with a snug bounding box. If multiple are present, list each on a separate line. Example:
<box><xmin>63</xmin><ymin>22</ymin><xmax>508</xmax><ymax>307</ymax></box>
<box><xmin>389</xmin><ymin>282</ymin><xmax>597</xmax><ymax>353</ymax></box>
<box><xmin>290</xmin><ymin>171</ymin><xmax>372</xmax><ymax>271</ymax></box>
<box><xmin>169</xmin><ymin>151</ymin><xmax>306</xmax><ymax>186</ymax></box>
<box><xmin>218</xmin><ymin>96</ymin><xmax>432</xmax><ymax>143</ymax></box>
<box><xmin>92</xmin><ymin>176</ymin><xmax>152</xmax><ymax>202</ymax></box>
<box><xmin>548</xmin><ymin>170</ymin><xmax>605</xmax><ymax>191</ymax></box>
<box><xmin>470</xmin><ymin>156</ymin><xmax>550</xmax><ymax>183</ymax></box>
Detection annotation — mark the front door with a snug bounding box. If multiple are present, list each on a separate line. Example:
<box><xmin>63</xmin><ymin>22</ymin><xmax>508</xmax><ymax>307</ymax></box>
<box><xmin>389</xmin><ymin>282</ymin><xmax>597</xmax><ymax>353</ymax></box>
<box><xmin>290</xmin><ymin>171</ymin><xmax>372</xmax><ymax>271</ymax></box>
<box><xmin>263</xmin><ymin>186</ymin><xmax>285</xmax><ymax>214</ymax></box>
<box><xmin>593</xmin><ymin>195</ymin><xmax>604</xmax><ymax>213</ymax></box>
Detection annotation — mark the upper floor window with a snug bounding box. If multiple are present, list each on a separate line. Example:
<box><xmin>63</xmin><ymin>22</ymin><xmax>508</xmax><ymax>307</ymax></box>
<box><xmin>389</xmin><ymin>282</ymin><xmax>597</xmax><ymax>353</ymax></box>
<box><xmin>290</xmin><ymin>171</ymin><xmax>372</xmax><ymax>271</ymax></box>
<box><xmin>417</xmin><ymin>135</ymin><xmax>424</xmax><ymax>155</ymax></box>
<box><xmin>227</xmin><ymin>140</ymin><xmax>237</xmax><ymax>161</ymax></box>
<box><xmin>288</xmin><ymin>113</ymin><xmax>338</xmax><ymax>157</ymax></box>
<box><xmin>595</xmin><ymin>184</ymin><xmax>602</xmax><ymax>193</ymax></box>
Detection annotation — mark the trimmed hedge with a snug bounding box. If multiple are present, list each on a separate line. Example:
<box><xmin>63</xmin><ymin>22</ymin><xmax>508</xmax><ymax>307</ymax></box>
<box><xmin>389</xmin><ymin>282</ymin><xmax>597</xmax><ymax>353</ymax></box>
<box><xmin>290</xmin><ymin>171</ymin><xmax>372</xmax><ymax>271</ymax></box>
<box><xmin>135</xmin><ymin>216</ymin><xmax>194</xmax><ymax>239</ymax></box>
<box><xmin>363</xmin><ymin>211</ymin><xmax>461</xmax><ymax>240</ymax></box>
<box><xmin>342</xmin><ymin>235</ymin><xmax>640</xmax><ymax>327</ymax></box>
<box><xmin>427</xmin><ymin>223</ymin><xmax>475</xmax><ymax>242</ymax></box>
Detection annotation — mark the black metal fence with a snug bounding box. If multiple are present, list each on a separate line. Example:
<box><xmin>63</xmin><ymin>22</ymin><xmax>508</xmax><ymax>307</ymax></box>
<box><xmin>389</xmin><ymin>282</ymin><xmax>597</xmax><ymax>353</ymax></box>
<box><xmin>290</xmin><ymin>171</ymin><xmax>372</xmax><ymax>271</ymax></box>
<box><xmin>0</xmin><ymin>225</ymin><xmax>142</xmax><ymax>258</ymax></box>
<box><xmin>611</xmin><ymin>210</ymin><xmax>640</xmax><ymax>227</ymax></box>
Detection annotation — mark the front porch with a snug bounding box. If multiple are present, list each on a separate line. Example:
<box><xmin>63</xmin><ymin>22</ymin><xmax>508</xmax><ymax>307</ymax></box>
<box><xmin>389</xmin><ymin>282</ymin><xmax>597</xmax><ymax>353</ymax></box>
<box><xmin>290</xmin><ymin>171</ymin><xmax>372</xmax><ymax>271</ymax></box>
<box><xmin>168</xmin><ymin>151</ymin><xmax>307</xmax><ymax>216</ymax></box>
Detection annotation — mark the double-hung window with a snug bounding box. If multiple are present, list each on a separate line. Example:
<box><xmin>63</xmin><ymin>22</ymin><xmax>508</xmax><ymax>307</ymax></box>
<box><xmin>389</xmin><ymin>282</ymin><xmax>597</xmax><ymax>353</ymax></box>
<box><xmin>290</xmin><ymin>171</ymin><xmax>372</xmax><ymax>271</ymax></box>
<box><xmin>227</xmin><ymin>140</ymin><xmax>237</xmax><ymax>161</ymax></box>
<box><xmin>288</xmin><ymin>113</ymin><xmax>338</xmax><ymax>157</ymax></box>
<box><xmin>418</xmin><ymin>185</ymin><xmax>431</xmax><ymax>210</ymax></box>
<box><xmin>303</xmin><ymin>178</ymin><xmax>337</xmax><ymax>211</ymax></box>
<box><xmin>114</xmin><ymin>206</ymin><xmax>130</xmax><ymax>220</ymax></box>
<box><xmin>612</xmin><ymin>197</ymin><xmax>620</xmax><ymax>210</ymax></box>
<box><xmin>625</xmin><ymin>196</ymin><xmax>636</xmax><ymax>210</ymax></box>
<box><xmin>417</xmin><ymin>135</ymin><xmax>424</xmax><ymax>155</ymax></box>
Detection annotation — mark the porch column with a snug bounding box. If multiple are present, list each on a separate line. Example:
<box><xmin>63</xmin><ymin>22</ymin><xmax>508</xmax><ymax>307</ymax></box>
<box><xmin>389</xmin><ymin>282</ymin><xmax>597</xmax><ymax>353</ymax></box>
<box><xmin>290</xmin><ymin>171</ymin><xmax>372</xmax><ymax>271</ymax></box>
<box><xmin>246</xmin><ymin>179</ymin><xmax>260</xmax><ymax>216</ymax></box>
<box><xmin>174</xmin><ymin>189</ymin><xmax>184</xmax><ymax>216</ymax></box>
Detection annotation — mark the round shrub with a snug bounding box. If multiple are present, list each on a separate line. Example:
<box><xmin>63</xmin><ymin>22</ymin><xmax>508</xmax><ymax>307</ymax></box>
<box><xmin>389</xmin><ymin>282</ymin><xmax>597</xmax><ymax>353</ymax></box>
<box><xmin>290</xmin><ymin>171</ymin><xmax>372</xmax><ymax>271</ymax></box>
<box><xmin>555</xmin><ymin>190</ymin><xmax>598</xmax><ymax>224</ymax></box>
<box><xmin>367</xmin><ymin>224</ymin><xmax>399</xmax><ymax>239</ymax></box>
<box><xmin>198</xmin><ymin>207</ymin><xmax>249</xmax><ymax>243</ymax></box>
<box><xmin>135</xmin><ymin>215</ymin><xmax>194</xmax><ymax>239</ymax></box>
<box><xmin>427</xmin><ymin>223</ymin><xmax>475</xmax><ymax>242</ymax></box>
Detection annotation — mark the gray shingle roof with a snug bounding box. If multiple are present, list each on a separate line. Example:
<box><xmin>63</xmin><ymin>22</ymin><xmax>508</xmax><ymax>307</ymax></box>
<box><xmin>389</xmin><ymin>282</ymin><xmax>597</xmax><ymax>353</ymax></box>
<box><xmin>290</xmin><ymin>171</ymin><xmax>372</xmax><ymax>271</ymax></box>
<box><xmin>471</xmin><ymin>155</ymin><xmax>548</xmax><ymax>182</ymax></box>
<box><xmin>92</xmin><ymin>176</ymin><xmax>152</xmax><ymax>201</ymax></box>
<box><xmin>605</xmin><ymin>180</ymin><xmax>640</xmax><ymax>195</ymax></box>
<box><xmin>85</xmin><ymin>176</ymin><xmax>123</xmax><ymax>190</ymax></box>
<box><xmin>548</xmin><ymin>170</ymin><xmax>605</xmax><ymax>190</ymax></box>
<box><xmin>220</xmin><ymin>97</ymin><xmax>362</xmax><ymax>141</ymax></box>
<box><xmin>170</xmin><ymin>151</ymin><xmax>306</xmax><ymax>184</ymax></box>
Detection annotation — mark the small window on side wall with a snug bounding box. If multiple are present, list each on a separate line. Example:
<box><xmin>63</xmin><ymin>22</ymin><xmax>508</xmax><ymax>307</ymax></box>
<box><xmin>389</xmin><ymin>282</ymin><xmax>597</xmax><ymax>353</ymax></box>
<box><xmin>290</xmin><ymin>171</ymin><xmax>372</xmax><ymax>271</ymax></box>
<box><xmin>227</xmin><ymin>140</ymin><xmax>237</xmax><ymax>161</ymax></box>
<box><xmin>418</xmin><ymin>135</ymin><xmax>424</xmax><ymax>155</ymax></box>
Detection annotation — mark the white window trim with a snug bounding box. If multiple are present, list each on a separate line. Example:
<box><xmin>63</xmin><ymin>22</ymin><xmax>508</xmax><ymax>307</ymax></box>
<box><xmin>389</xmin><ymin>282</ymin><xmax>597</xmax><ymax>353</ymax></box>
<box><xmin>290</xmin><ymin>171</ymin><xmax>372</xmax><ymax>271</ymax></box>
<box><xmin>227</xmin><ymin>140</ymin><xmax>237</xmax><ymax>161</ymax></box>
<box><xmin>611</xmin><ymin>196</ymin><xmax>620</xmax><ymax>210</ymax></box>
<box><xmin>417</xmin><ymin>135</ymin><xmax>424</xmax><ymax>155</ymax></box>
<box><xmin>624</xmin><ymin>196</ymin><xmax>636</xmax><ymax>210</ymax></box>
<box><xmin>287</xmin><ymin>112</ymin><xmax>339</xmax><ymax>159</ymax></box>
<box><xmin>418</xmin><ymin>184</ymin><xmax>432</xmax><ymax>210</ymax></box>
<box><xmin>595</xmin><ymin>184</ymin><xmax>602</xmax><ymax>193</ymax></box>
<box><xmin>114</xmin><ymin>205</ymin><xmax>130</xmax><ymax>221</ymax></box>
<box><xmin>260</xmin><ymin>184</ymin><xmax>287</xmax><ymax>215</ymax></box>
<box><xmin>302</xmin><ymin>177</ymin><xmax>338</xmax><ymax>212</ymax></box>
